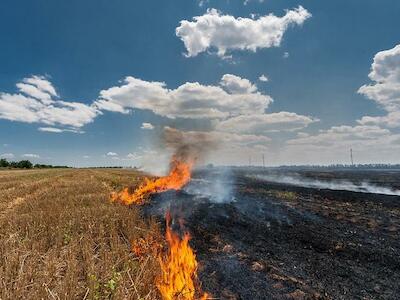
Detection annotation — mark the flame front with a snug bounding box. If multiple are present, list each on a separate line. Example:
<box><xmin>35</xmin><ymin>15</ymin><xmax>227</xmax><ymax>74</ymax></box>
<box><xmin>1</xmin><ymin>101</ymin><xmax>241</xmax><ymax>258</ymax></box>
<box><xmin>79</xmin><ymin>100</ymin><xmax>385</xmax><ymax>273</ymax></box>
<box><xmin>157</xmin><ymin>212</ymin><xmax>209</xmax><ymax>300</ymax></box>
<box><xmin>110</xmin><ymin>155</ymin><xmax>209</xmax><ymax>299</ymax></box>
<box><xmin>111</xmin><ymin>156</ymin><xmax>193</xmax><ymax>205</ymax></box>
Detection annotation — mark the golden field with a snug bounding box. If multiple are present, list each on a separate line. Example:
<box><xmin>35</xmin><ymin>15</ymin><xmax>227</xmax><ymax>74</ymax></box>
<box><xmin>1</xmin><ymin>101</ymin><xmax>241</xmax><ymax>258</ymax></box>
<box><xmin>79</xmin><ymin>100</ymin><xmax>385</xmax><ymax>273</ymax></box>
<box><xmin>0</xmin><ymin>169</ymin><xmax>162</xmax><ymax>300</ymax></box>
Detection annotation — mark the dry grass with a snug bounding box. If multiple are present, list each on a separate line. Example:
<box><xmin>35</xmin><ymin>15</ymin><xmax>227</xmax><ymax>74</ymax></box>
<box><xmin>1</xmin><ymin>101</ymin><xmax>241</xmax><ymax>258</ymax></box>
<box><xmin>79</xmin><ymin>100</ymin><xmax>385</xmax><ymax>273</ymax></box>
<box><xmin>0</xmin><ymin>169</ymin><xmax>162</xmax><ymax>300</ymax></box>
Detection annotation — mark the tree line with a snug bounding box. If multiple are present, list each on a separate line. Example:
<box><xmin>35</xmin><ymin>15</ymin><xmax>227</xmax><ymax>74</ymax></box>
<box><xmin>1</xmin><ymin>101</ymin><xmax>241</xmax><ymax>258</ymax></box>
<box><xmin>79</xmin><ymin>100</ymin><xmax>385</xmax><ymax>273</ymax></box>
<box><xmin>0</xmin><ymin>158</ymin><xmax>69</xmax><ymax>169</ymax></box>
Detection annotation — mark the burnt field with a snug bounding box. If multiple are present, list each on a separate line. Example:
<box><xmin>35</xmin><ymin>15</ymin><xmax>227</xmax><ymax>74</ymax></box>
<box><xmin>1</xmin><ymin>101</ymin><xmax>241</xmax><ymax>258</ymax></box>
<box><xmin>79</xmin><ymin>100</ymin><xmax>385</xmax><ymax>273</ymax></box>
<box><xmin>1</xmin><ymin>168</ymin><xmax>399</xmax><ymax>299</ymax></box>
<box><xmin>146</xmin><ymin>168</ymin><xmax>400</xmax><ymax>300</ymax></box>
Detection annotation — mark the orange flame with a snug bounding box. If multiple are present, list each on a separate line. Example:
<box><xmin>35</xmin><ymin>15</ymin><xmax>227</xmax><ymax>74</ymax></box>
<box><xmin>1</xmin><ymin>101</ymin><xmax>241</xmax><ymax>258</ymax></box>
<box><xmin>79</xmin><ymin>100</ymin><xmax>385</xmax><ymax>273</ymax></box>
<box><xmin>131</xmin><ymin>235</ymin><xmax>162</xmax><ymax>259</ymax></box>
<box><xmin>111</xmin><ymin>156</ymin><xmax>193</xmax><ymax>205</ymax></box>
<box><xmin>111</xmin><ymin>155</ymin><xmax>209</xmax><ymax>299</ymax></box>
<box><xmin>157</xmin><ymin>212</ymin><xmax>209</xmax><ymax>300</ymax></box>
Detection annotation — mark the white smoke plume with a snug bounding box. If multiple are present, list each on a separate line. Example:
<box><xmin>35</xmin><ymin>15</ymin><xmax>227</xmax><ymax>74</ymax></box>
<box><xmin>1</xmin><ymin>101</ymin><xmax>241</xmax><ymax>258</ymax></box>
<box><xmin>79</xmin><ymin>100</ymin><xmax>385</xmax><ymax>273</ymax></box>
<box><xmin>251</xmin><ymin>173</ymin><xmax>400</xmax><ymax>196</ymax></box>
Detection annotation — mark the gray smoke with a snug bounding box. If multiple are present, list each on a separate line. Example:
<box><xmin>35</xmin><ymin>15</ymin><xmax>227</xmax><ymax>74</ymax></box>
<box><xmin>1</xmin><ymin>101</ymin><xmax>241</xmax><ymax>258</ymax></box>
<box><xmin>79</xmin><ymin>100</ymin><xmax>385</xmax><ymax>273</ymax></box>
<box><xmin>162</xmin><ymin>127</ymin><xmax>234</xmax><ymax>203</ymax></box>
<box><xmin>163</xmin><ymin>126</ymin><xmax>218</xmax><ymax>164</ymax></box>
<box><xmin>250</xmin><ymin>173</ymin><xmax>400</xmax><ymax>196</ymax></box>
<box><xmin>184</xmin><ymin>168</ymin><xmax>235</xmax><ymax>203</ymax></box>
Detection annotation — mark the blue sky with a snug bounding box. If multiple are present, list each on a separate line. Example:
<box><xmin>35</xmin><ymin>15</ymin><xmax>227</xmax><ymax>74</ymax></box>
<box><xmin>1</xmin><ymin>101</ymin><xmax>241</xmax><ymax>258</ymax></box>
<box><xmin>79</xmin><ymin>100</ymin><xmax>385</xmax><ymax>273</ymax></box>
<box><xmin>1</xmin><ymin>0</ymin><xmax>400</xmax><ymax>168</ymax></box>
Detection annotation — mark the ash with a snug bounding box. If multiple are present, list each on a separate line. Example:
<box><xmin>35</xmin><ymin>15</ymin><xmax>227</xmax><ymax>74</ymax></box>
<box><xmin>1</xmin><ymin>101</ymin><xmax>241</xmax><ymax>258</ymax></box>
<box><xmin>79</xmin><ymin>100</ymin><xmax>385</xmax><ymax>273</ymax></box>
<box><xmin>144</xmin><ymin>168</ymin><xmax>400</xmax><ymax>300</ymax></box>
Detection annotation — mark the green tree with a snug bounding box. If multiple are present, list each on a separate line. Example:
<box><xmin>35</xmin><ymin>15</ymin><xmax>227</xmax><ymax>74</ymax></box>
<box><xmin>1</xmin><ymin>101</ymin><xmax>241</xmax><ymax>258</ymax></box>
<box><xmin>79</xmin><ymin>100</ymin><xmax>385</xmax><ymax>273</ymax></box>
<box><xmin>17</xmin><ymin>160</ymin><xmax>33</xmax><ymax>169</ymax></box>
<box><xmin>0</xmin><ymin>158</ymin><xmax>9</xmax><ymax>167</ymax></box>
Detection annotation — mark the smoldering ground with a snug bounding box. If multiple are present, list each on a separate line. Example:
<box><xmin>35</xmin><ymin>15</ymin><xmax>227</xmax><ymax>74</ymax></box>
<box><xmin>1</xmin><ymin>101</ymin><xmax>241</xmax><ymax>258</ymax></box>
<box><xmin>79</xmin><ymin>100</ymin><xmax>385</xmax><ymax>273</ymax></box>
<box><xmin>246</xmin><ymin>170</ymin><xmax>400</xmax><ymax>196</ymax></box>
<box><xmin>143</xmin><ymin>168</ymin><xmax>400</xmax><ymax>299</ymax></box>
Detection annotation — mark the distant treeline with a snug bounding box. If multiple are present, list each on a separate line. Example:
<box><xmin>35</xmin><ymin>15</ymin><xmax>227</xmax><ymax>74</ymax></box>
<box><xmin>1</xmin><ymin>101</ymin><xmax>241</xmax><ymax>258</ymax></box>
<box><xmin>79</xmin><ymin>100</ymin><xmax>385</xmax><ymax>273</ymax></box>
<box><xmin>0</xmin><ymin>158</ymin><xmax>69</xmax><ymax>169</ymax></box>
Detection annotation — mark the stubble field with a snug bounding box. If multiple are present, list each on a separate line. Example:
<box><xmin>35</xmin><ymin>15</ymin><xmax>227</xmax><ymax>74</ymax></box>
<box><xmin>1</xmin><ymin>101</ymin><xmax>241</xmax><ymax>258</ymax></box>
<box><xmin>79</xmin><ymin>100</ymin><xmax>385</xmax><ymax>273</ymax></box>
<box><xmin>0</xmin><ymin>169</ymin><xmax>162</xmax><ymax>300</ymax></box>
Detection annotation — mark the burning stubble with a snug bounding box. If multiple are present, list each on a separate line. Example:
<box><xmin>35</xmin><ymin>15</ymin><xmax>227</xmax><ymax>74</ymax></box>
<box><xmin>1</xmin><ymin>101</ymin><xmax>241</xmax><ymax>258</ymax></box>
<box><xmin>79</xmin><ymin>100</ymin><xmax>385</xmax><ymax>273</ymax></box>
<box><xmin>157</xmin><ymin>212</ymin><xmax>209</xmax><ymax>300</ymax></box>
<box><xmin>110</xmin><ymin>127</ymin><xmax>212</xmax><ymax>299</ymax></box>
<box><xmin>111</xmin><ymin>157</ymin><xmax>193</xmax><ymax>205</ymax></box>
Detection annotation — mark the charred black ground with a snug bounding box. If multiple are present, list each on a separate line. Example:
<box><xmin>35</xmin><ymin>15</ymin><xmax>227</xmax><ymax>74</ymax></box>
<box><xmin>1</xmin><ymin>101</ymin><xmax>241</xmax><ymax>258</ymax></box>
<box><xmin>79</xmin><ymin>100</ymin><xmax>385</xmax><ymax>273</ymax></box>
<box><xmin>144</xmin><ymin>168</ymin><xmax>400</xmax><ymax>300</ymax></box>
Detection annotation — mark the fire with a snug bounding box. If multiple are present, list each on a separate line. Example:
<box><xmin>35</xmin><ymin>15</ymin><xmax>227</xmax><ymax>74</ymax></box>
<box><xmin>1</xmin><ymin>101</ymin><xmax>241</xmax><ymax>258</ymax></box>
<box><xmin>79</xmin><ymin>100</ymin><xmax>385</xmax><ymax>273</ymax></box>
<box><xmin>110</xmin><ymin>154</ymin><xmax>209</xmax><ymax>299</ymax></box>
<box><xmin>111</xmin><ymin>156</ymin><xmax>193</xmax><ymax>205</ymax></box>
<box><xmin>157</xmin><ymin>212</ymin><xmax>209</xmax><ymax>300</ymax></box>
<box><xmin>131</xmin><ymin>235</ymin><xmax>162</xmax><ymax>259</ymax></box>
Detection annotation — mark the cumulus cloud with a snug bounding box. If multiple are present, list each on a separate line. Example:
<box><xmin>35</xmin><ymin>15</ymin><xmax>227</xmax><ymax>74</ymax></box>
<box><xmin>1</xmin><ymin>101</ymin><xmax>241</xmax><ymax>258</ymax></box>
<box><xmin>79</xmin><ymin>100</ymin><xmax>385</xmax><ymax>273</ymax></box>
<box><xmin>0</xmin><ymin>75</ymin><xmax>99</xmax><ymax>132</ymax></box>
<box><xmin>220</xmin><ymin>74</ymin><xmax>257</xmax><ymax>94</ymax></box>
<box><xmin>106</xmin><ymin>152</ymin><xmax>118</xmax><ymax>156</ymax></box>
<box><xmin>287</xmin><ymin>125</ymin><xmax>391</xmax><ymax>147</ymax></box>
<box><xmin>358</xmin><ymin>44</ymin><xmax>400</xmax><ymax>127</ymax></box>
<box><xmin>216</xmin><ymin>112</ymin><xmax>317</xmax><ymax>134</ymax></box>
<box><xmin>282</xmin><ymin>125</ymin><xmax>400</xmax><ymax>165</ymax></box>
<box><xmin>176</xmin><ymin>6</ymin><xmax>311</xmax><ymax>57</ymax></box>
<box><xmin>141</xmin><ymin>122</ymin><xmax>155</xmax><ymax>130</ymax></box>
<box><xmin>259</xmin><ymin>74</ymin><xmax>269</xmax><ymax>82</ymax></box>
<box><xmin>94</xmin><ymin>74</ymin><xmax>272</xmax><ymax>119</ymax></box>
<box><xmin>357</xmin><ymin>111</ymin><xmax>400</xmax><ymax>128</ymax></box>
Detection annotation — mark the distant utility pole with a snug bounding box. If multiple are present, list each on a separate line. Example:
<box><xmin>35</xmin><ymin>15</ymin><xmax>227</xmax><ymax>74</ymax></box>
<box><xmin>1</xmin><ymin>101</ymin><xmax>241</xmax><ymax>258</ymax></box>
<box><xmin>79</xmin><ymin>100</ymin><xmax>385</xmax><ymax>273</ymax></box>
<box><xmin>350</xmin><ymin>148</ymin><xmax>354</xmax><ymax>167</ymax></box>
<box><xmin>262</xmin><ymin>154</ymin><xmax>265</xmax><ymax>168</ymax></box>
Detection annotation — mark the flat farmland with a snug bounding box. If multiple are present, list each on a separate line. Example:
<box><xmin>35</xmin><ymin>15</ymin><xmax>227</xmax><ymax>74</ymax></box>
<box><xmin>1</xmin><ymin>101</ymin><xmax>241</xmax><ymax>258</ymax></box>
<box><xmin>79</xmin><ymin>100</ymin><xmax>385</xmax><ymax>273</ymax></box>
<box><xmin>0</xmin><ymin>169</ymin><xmax>161</xmax><ymax>300</ymax></box>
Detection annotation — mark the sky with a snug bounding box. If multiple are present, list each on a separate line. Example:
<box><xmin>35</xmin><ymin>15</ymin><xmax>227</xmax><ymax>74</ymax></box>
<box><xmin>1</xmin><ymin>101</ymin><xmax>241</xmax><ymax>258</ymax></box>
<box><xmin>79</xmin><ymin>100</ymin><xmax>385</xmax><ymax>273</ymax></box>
<box><xmin>1</xmin><ymin>0</ymin><xmax>400</xmax><ymax>169</ymax></box>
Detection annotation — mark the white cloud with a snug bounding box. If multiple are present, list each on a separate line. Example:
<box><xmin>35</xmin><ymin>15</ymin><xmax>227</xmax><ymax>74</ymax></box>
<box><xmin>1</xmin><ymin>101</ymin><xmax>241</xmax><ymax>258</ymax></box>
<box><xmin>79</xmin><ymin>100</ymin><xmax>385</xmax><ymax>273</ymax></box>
<box><xmin>357</xmin><ymin>111</ymin><xmax>400</xmax><ymax>128</ymax></box>
<box><xmin>0</xmin><ymin>76</ymin><xmax>99</xmax><ymax>132</ymax></box>
<box><xmin>216</xmin><ymin>112</ymin><xmax>318</xmax><ymax>134</ymax></box>
<box><xmin>38</xmin><ymin>127</ymin><xmax>83</xmax><ymax>133</ymax></box>
<box><xmin>106</xmin><ymin>152</ymin><xmax>118</xmax><ymax>156</ymax></box>
<box><xmin>282</xmin><ymin>125</ymin><xmax>400</xmax><ymax>165</ymax></box>
<box><xmin>287</xmin><ymin>125</ymin><xmax>391</xmax><ymax>147</ymax></box>
<box><xmin>83</xmin><ymin>155</ymin><xmax>90</xmax><ymax>159</ymax></box>
<box><xmin>220</xmin><ymin>74</ymin><xmax>257</xmax><ymax>94</ymax></box>
<box><xmin>0</xmin><ymin>153</ymin><xmax>14</xmax><ymax>159</ymax></box>
<box><xmin>176</xmin><ymin>6</ymin><xmax>311</xmax><ymax>57</ymax></box>
<box><xmin>198</xmin><ymin>0</ymin><xmax>208</xmax><ymax>7</ymax></box>
<box><xmin>23</xmin><ymin>75</ymin><xmax>57</xmax><ymax>97</ymax></box>
<box><xmin>141</xmin><ymin>122</ymin><xmax>155</xmax><ymax>130</ymax></box>
<box><xmin>126</xmin><ymin>153</ymin><xmax>142</xmax><ymax>160</ymax></box>
<box><xmin>283</xmin><ymin>52</ymin><xmax>290</xmax><ymax>58</ymax></box>
<box><xmin>244</xmin><ymin>0</ymin><xmax>265</xmax><ymax>5</ymax></box>
<box><xmin>358</xmin><ymin>44</ymin><xmax>400</xmax><ymax>127</ymax></box>
<box><xmin>94</xmin><ymin>74</ymin><xmax>272</xmax><ymax>119</ymax></box>
<box><xmin>22</xmin><ymin>153</ymin><xmax>40</xmax><ymax>158</ymax></box>
<box><xmin>258</xmin><ymin>74</ymin><xmax>269</xmax><ymax>82</ymax></box>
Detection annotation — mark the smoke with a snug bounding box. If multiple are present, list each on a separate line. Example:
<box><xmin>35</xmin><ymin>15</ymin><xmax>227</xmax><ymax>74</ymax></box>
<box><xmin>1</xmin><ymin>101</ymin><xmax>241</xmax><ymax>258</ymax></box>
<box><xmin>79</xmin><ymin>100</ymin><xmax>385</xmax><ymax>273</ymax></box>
<box><xmin>163</xmin><ymin>127</ymin><xmax>235</xmax><ymax>202</ymax></box>
<box><xmin>163</xmin><ymin>127</ymin><xmax>218</xmax><ymax>165</ymax></box>
<box><xmin>251</xmin><ymin>173</ymin><xmax>400</xmax><ymax>196</ymax></box>
<box><xmin>184</xmin><ymin>168</ymin><xmax>235</xmax><ymax>203</ymax></box>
